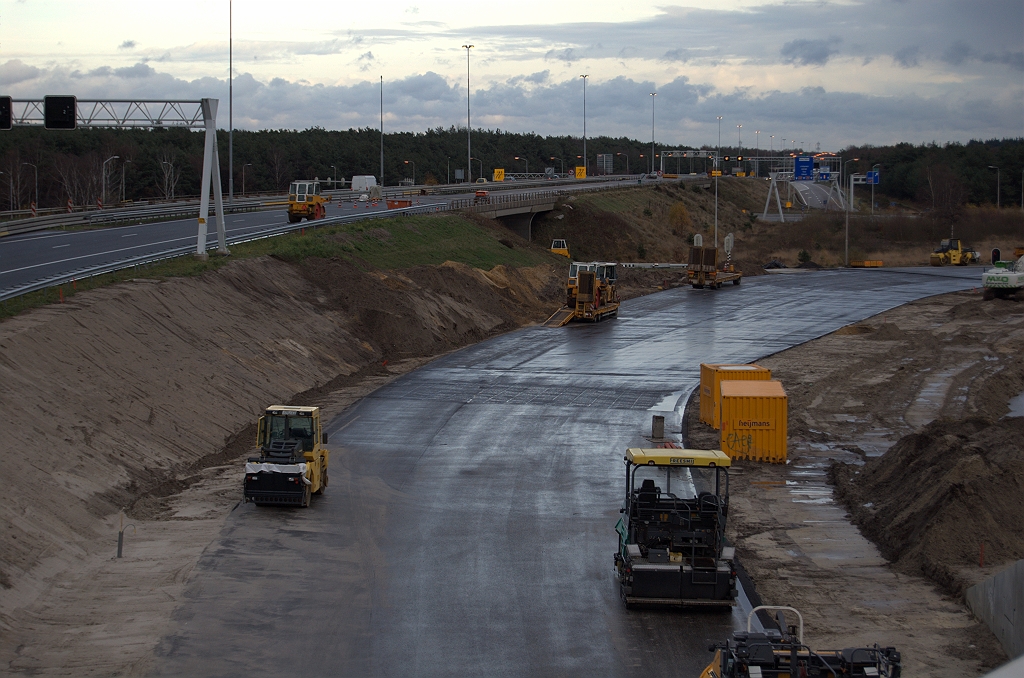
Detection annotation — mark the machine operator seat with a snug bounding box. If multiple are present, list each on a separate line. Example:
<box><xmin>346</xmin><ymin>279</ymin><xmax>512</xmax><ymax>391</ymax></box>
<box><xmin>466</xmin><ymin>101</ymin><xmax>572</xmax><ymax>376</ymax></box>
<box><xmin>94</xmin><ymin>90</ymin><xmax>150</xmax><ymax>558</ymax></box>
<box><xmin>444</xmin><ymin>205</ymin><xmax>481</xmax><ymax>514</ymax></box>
<box><xmin>638</xmin><ymin>479</ymin><xmax>659</xmax><ymax>510</ymax></box>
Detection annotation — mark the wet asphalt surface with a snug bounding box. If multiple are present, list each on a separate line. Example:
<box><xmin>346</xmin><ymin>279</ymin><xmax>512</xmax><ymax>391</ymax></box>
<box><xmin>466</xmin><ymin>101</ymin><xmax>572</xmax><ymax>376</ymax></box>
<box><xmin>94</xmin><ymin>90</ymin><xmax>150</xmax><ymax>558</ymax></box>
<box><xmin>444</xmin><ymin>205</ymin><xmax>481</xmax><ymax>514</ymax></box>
<box><xmin>152</xmin><ymin>267</ymin><xmax>978</xmax><ymax>677</ymax></box>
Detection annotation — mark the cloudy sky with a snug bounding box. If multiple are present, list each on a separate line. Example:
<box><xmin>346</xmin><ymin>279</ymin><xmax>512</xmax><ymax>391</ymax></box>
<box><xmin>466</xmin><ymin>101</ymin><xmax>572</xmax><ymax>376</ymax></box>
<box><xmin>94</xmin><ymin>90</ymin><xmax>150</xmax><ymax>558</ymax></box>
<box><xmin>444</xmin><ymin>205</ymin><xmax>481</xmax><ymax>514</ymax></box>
<box><xmin>1</xmin><ymin>0</ymin><xmax>1021</xmax><ymax>149</ymax></box>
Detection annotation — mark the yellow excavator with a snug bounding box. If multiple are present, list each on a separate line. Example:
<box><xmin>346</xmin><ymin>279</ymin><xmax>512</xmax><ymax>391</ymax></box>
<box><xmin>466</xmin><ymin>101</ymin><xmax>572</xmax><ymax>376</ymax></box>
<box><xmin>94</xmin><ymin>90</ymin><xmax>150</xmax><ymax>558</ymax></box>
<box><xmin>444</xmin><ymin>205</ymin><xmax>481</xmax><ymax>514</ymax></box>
<box><xmin>288</xmin><ymin>180</ymin><xmax>330</xmax><ymax>223</ymax></box>
<box><xmin>543</xmin><ymin>261</ymin><xmax>620</xmax><ymax>326</ymax></box>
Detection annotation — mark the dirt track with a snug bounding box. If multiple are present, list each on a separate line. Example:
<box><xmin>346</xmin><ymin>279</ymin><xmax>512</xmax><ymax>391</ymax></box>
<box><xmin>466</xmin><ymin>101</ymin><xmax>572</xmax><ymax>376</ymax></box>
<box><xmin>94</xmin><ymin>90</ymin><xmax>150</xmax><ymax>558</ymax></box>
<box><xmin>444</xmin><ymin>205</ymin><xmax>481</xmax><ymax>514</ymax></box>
<box><xmin>687</xmin><ymin>285</ymin><xmax>1024</xmax><ymax>676</ymax></box>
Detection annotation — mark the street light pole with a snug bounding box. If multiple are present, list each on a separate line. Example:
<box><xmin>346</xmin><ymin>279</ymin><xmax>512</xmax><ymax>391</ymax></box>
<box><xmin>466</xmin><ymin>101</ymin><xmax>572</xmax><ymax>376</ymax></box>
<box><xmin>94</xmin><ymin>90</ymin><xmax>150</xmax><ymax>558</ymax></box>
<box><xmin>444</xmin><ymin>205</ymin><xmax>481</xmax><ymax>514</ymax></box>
<box><xmin>616</xmin><ymin>152</ymin><xmax>629</xmax><ymax>175</ymax></box>
<box><xmin>550</xmin><ymin>156</ymin><xmax>565</xmax><ymax>175</ymax></box>
<box><xmin>843</xmin><ymin>157</ymin><xmax>860</xmax><ymax>267</ymax></box>
<box><xmin>737</xmin><ymin>124</ymin><xmax>742</xmax><ymax>149</ymax></box>
<box><xmin>650</xmin><ymin>92</ymin><xmax>657</xmax><ymax>175</ymax></box>
<box><xmin>514</xmin><ymin>156</ymin><xmax>528</xmax><ymax>174</ymax></box>
<box><xmin>229</xmin><ymin>0</ymin><xmax>233</xmax><ymax>204</ymax></box>
<box><xmin>716</xmin><ymin>115</ymin><xmax>722</xmax><ymax>248</ymax></box>
<box><xmin>755</xmin><ymin>130</ymin><xmax>760</xmax><ymax>177</ymax></box>
<box><xmin>871</xmin><ymin>163</ymin><xmax>880</xmax><ymax>216</ymax></box>
<box><xmin>580</xmin><ymin>74</ymin><xmax>588</xmax><ymax>175</ymax></box>
<box><xmin>462</xmin><ymin>44</ymin><xmax>474</xmax><ymax>182</ymax></box>
<box><xmin>121</xmin><ymin>159</ymin><xmax>132</xmax><ymax>203</ymax></box>
<box><xmin>770</xmin><ymin>135</ymin><xmax>774</xmax><ymax>154</ymax></box>
<box><xmin>988</xmin><ymin>165</ymin><xmax>1000</xmax><ymax>209</ymax></box>
<box><xmin>471</xmin><ymin>157</ymin><xmax>483</xmax><ymax>179</ymax></box>
<box><xmin>101</xmin><ymin>155</ymin><xmax>119</xmax><ymax>209</ymax></box>
<box><xmin>404</xmin><ymin>160</ymin><xmax>416</xmax><ymax>185</ymax></box>
<box><xmin>242</xmin><ymin>163</ymin><xmax>253</xmax><ymax>196</ymax></box>
<box><xmin>330</xmin><ymin>165</ymin><xmax>337</xmax><ymax>190</ymax></box>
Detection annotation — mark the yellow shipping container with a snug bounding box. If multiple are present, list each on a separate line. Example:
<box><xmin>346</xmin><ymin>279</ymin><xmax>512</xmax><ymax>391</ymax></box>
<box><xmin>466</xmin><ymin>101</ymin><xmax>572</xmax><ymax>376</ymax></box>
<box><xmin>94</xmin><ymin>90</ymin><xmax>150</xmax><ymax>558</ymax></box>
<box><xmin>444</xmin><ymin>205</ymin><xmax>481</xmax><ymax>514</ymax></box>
<box><xmin>719</xmin><ymin>380</ymin><xmax>788</xmax><ymax>463</ymax></box>
<box><xmin>699</xmin><ymin>363</ymin><xmax>772</xmax><ymax>429</ymax></box>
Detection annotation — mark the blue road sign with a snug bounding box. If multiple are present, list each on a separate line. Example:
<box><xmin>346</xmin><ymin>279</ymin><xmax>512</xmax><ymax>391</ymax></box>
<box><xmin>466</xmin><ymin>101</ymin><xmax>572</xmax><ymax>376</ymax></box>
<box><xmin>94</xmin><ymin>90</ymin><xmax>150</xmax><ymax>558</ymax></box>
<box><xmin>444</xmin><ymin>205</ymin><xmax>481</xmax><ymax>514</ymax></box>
<box><xmin>793</xmin><ymin>156</ymin><xmax>813</xmax><ymax>180</ymax></box>
<box><xmin>866</xmin><ymin>170</ymin><xmax>880</xmax><ymax>184</ymax></box>
<box><xmin>818</xmin><ymin>171</ymin><xmax>831</xmax><ymax>181</ymax></box>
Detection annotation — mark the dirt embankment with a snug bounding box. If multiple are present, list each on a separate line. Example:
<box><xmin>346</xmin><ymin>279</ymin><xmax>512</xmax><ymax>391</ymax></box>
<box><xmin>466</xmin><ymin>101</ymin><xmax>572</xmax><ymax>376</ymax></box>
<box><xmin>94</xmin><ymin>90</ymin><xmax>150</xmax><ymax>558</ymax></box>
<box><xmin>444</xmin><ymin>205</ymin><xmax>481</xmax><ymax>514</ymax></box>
<box><xmin>831</xmin><ymin>417</ymin><xmax>1024</xmax><ymax>597</ymax></box>
<box><xmin>0</xmin><ymin>253</ymin><xmax>562</xmax><ymax>672</ymax></box>
<box><xmin>685</xmin><ymin>290</ymin><xmax>1024</xmax><ymax>676</ymax></box>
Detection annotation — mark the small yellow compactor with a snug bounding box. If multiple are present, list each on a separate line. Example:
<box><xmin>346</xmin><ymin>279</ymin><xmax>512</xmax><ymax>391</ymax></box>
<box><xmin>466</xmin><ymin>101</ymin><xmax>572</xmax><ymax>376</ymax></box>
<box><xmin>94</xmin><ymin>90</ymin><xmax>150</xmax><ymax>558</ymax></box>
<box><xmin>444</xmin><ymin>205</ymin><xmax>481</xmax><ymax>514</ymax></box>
<box><xmin>244</xmin><ymin>405</ymin><xmax>329</xmax><ymax>507</ymax></box>
<box><xmin>543</xmin><ymin>261</ymin><xmax>620</xmax><ymax>326</ymax></box>
<box><xmin>287</xmin><ymin>180</ymin><xmax>330</xmax><ymax>223</ymax></box>
<box><xmin>929</xmin><ymin>238</ymin><xmax>979</xmax><ymax>266</ymax></box>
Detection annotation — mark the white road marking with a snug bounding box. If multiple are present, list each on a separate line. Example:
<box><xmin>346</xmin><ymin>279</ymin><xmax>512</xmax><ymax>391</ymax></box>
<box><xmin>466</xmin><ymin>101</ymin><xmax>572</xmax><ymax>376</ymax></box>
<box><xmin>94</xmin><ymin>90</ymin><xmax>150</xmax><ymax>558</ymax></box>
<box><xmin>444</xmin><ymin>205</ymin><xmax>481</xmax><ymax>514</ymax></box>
<box><xmin>121</xmin><ymin>233</ymin><xmax>138</xmax><ymax>238</ymax></box>
<box><xmin>52</xmin><ymin>243</ymin><xmax>70</xmax><ymax>248</ymax></box>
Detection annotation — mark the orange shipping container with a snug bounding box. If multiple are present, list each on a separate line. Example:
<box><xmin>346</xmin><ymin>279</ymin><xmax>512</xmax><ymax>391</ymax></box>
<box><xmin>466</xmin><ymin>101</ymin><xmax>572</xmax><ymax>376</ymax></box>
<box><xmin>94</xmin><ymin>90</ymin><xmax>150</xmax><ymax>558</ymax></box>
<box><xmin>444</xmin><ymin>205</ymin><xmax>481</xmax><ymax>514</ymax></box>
<box><xmin>699</xmin><ymin>363</ymin><xmax>772</xmax><ymax>429</ymax></box>
<box><xmin>719</xmin><ymin>380</ymin><xmax>788</xmax><ymax>463</ymax></box>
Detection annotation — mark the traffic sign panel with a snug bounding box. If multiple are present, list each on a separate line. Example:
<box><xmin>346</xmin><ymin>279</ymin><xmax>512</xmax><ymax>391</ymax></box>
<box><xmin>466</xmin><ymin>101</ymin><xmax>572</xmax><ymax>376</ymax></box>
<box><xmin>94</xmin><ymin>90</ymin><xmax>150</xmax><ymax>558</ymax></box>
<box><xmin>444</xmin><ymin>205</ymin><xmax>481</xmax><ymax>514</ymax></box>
<box><xmin>575</xmin><ymin>166</ymin><xmax>587</xmax><ymax>179</ymax></box>
<box><xmin>866</xmin><ymin>170</ymin><xmax>880</xmax><ymax>185</ymax></box>
<box><xmin>793</xmin><ymin>156</ymin><xmax>813</xmax><ymax>181</ymax></box>
<box><xmin>492</xmin><ymin>168</ymin><xmax>505</xmax><ymax>182</ymax></box>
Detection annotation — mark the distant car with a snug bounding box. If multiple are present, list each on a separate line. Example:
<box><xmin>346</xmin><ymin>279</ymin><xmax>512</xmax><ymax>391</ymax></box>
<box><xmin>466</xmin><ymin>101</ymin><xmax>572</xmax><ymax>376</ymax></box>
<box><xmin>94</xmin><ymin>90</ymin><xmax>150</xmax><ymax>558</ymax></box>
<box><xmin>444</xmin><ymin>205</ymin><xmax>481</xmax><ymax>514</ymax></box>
<box><xmin>475</xmin><ymin>178</ymin><xmax>488</xmax><ymax>184</ymax></box>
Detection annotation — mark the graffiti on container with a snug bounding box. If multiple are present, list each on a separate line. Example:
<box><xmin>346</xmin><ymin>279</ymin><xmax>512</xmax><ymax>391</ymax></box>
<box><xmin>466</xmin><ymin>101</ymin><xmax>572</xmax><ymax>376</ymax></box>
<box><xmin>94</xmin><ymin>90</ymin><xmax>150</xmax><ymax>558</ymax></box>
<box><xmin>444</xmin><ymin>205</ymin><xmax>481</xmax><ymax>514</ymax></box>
<box><xmin>725</xmin><ymin>431</ymin><xmax>754</xmax><ymax>456</ymax></box>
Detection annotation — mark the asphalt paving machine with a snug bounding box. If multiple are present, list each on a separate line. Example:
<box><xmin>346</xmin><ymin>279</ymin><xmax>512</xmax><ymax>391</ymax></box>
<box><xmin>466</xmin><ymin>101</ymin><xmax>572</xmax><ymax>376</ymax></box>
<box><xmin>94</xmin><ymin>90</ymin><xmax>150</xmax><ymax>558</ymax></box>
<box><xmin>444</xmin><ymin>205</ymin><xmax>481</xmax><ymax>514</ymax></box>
<box><xmin>243</xmin><ymin>405</ymin><xmax>329</xmax><ymax>507</ymax></box>
<box><xmin>543</xmin><ymin>261</ymin><xmax>620</xmax><ymax>326</ymax></box>
<box><xmin>287</xmin><ymin>179</ymin><xmax>330</xmax><ymax>223</ymax></box>
<box><xmin>701</xmin><ymin>606</ymin><xmax>902</xmax><ymax>677</ymax></box>
<box><xmin>614</xmin><ymin>448</ymin><xmax>737</xmax><ymax>607</ymax></box>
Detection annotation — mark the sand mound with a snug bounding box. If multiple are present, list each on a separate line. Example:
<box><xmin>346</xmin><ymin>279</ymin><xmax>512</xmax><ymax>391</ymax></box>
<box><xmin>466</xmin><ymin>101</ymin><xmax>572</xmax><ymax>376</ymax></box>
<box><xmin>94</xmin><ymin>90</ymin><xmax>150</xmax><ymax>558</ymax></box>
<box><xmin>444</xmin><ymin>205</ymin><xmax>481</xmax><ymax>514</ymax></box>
<box><xmin>830</xmin><ymin>416</ymin><xmax>1024</xmax><ymax>595</ymax></box>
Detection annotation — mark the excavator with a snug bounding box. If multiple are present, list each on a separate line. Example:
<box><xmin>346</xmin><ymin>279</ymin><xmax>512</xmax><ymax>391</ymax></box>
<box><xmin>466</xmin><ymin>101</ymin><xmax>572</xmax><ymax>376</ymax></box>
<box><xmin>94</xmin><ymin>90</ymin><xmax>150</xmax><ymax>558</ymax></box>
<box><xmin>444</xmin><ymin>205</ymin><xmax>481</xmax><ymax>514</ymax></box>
<box><xmin>701</xmin><ymin>606</ymin><xmax>902</xmax><ymax>677</ymax></box>
<box><xmin>543</xmin><ymin>261</ymin><xmax>620</xmax><ymax>326</ymax></box>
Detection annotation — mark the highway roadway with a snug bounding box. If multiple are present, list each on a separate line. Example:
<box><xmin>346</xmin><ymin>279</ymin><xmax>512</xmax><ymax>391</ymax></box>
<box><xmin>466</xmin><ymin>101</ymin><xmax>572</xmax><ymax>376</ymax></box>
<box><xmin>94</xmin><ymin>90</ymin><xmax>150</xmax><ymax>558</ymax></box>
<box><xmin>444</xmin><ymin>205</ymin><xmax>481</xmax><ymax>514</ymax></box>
<box><xmin>0</xmin><ymin>177</ymin><xmax>644</xmax><ymax>298</ymax></box>
<box><xmin>152</xmin><ymin>267</ymin><xmax>977</xmax><ymax>677</ymax></box>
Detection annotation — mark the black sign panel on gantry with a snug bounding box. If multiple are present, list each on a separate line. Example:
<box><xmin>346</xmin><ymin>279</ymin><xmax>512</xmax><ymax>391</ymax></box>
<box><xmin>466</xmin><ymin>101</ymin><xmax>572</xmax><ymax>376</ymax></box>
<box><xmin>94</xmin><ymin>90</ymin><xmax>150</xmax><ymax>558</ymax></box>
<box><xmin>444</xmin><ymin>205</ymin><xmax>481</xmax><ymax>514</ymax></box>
<box><xmin>0</xmin><ymin>96</ymin><xmax>11</xmax><ymax>130</ymax></box>
<box><xmin>44</xmin><ymin>95</ymin><xmax>77</xmax><ymax>130</ymax></box>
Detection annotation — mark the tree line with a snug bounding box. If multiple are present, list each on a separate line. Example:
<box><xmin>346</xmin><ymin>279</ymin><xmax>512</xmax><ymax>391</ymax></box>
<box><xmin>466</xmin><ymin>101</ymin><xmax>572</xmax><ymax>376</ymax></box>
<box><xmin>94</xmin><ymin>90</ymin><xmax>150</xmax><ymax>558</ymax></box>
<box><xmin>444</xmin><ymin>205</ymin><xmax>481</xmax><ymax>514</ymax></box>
<box><xmin>0</xmin><ymin>125</ymin><xmax>1020</xmax><ymax>211</ymax></box>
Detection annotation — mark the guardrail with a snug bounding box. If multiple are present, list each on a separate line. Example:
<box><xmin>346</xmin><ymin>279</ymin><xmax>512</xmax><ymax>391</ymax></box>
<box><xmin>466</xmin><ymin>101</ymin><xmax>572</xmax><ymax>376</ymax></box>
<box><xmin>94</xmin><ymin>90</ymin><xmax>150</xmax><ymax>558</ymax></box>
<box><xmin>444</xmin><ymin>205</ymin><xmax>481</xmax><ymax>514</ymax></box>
<box><xmin>0</xmin><ymin>202</ymin><xmax>450</xmax><ymax>303</ymax></box>
<box><xmin>0</xmin><ymin>177</ymin><xmax>677</xmax><ymax>304</ymax></box>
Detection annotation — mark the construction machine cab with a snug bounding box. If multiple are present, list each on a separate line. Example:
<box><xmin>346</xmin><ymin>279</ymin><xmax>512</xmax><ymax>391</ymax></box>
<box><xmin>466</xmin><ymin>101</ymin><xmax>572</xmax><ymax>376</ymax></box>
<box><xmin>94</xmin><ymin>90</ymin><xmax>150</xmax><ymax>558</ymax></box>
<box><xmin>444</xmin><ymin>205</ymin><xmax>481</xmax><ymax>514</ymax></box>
<box><xmin>246</xmin><ymin>405</ymin><xmax>329</xmax><ymax>507</ymax></box>
<box><xmin>614</xmin><ymin>449</ymin><xmax>736</xmax><ymax>607</ymax></box>
<box><xmin>550</xmin><ymin>239</ymin><xmax>570</xmax><ymax>258</ymax></box>
<box><xmin>289</xmin><ymin>181</ymin><xmax>321</xmax><ymax>204</ymax></box>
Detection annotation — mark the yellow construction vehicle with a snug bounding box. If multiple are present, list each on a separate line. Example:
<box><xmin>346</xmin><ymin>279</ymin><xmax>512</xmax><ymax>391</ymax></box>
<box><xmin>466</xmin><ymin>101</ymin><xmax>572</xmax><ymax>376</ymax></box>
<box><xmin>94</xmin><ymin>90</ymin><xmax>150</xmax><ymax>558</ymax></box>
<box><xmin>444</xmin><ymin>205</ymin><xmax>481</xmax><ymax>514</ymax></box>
<box><xmin>287</xmin><ymin>180</ymin><xmax>329</xmax><ymax>223</ymax></box>
<box><xmin>687</xmin><ymin>245</ymin><xmax>742</xmax><ymax>289</ymax></box>
<box><xmin>244</xmin><ymin>405</ymin><xmax>329</xmax><ymax>507</ymax></box>
<box><xmin>929</xmin><ymin>238</ymin><xmax>979</xmax><ymax>266</ymax></box>
<box><xmin>550</xmin><ymin>239</ymin><xmax>570</xmax><ymax>258</ymax></box>
<box><xmin>544</xmin><ymin>261</ymin><xmax>620</xmax><ymax>326</ymax></box>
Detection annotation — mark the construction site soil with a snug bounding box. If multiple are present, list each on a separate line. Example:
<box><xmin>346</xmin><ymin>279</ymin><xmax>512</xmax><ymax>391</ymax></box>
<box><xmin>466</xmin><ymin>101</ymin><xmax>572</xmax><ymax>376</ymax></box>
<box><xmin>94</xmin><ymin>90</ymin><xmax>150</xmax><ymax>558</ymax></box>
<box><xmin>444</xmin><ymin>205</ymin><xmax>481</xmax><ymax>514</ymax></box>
<box><xmin>2</xmin><ymin>183</ymin><xmax>1022</xmax><ymax>674</ymax></box>
<box><xmin>686</xmin><ymin>288</ymin><xmax>1024</xmax><ymax>676</ymax></box>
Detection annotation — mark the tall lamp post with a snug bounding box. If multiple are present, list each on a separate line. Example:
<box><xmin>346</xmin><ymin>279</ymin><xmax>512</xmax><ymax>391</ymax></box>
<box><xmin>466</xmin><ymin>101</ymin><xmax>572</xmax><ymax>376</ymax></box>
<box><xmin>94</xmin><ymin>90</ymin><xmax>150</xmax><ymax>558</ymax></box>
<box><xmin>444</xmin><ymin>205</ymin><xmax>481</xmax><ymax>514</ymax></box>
<box><xmin>550</xmin><ymin>156</ymin><xmax>564</xmax><ymax>176</ymax></box>
<box><xmin>843</xmin><ymin>157</ymin><xmax>860</xmax><ymax>267</ymax></box>
<box><xmin>754</xmin><ymin>130</ymin><xmax>760</xmax><ymax>177</ymax></box>
<box><xmin>101</xmin><ymin>155</ymin><xmax>119</xmax><ymax>209</ymax></box>
<box><xmin>330</xmin><ymin>165</ymin><xmax>337</xmax><ymax>191</ymax></box>
<box><xmin>229</xmin><ymin>0</ymin><xmax>233</xmax><ymax>204</ymax></box>
<box><xmin>616</xmin><ymin>152</ymin><xmax>629</xmax><ymax>175</ymax></box>
<box><xmin>715</xmin><ymin>115</ymin><xmax>723</xmax><ymax>247</ymax></box>
<box><xmin>649</xmin><ymin>92</ymin><xmax>657</xmax><ymax>175</ymax></box>
<box><xmin>470</xmin><ymin>157</ymin><xmax>483</xmax><ymax>179</ymax></box>
<box><xmin>770</xmin><ymin>135</ymin><xmax>774</xmax><ymax>154</ymax></box>
<box><xmin>404</xmin><ymin>160</ymin><xmax>416</xmax><ymax>185</ymax></box>
<box><xmin>462</xmin><ymin>44</ymin><xmax>474</xmax><ymax>182</ymax></box>
<box><xmin>580</xmin><ymin>74</ymin><xmax>589</xmax><ymax>174</ymax></box>
<box><xmin>242</xmin><ymin>163</ymin><xmax>253</xmax><ymax>196</ymax></box>
<box><xmin>121</xmin><ymin>159</ymin><xmax>132</xmax><ymax>203</ymax></box>
<box><xmin>737</xmin><ymin>124</ymin><xmax>742</xmax><ymax>149</ymax></box>
<box><xmin>22</xmin><ymin>162</ymin><xmax>38</xmax><ymax>211</ymax></box>
<box><xmin>988</xmin><ymin>165</ymin><xmax>1000</xmax><ymax>209</ymax></box>
<box><xmin>871</xmin><ymin>163</ymin><xmax>880</xmax><ymax>216</ymax></box>
<box><xmin>514</xmin><ymin>156</ymin><xmax>528</xmax><ymax>174</ymax></box>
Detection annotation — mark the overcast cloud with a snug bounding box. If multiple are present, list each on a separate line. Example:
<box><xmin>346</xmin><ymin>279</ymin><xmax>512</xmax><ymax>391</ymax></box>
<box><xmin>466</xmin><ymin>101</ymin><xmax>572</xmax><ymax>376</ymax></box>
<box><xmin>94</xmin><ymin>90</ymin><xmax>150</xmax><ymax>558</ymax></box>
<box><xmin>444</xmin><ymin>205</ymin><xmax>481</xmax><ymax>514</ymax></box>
<box><xmin>0</xmin><ymin>0</ymin><xmax>1021</xmax><ymax>149</ymax></box>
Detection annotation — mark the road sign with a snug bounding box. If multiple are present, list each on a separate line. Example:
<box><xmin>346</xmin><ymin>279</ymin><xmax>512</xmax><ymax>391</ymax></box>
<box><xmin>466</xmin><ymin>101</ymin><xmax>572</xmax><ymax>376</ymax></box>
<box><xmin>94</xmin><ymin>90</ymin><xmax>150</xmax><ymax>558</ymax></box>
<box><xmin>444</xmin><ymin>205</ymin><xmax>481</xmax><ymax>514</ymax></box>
<box><xmin>866</xmin><ymin>170</ymin><xmax>880</xmax><ymax>185</ymax></box>
<box><xmin>0</xmin><ymin>96</ymin><xmax>11</xmax><ymax>130</ymax></box>
<box><xmin>711</xmin><ymin>170</ymin><xmax>722</xmax><ymax>177</ymax></box>
<box><xmin>575</xmin><ymin>166</ymin><xmax>587</xmax><ymax>179</ymax></box>
<box><xmin>793</xmin><ymin>156</ymin><xmax>813</xmax><ymax>180</ymax></box>
<box><xmin>44</xmin><ymin>95</ymin><xmax>77</xmax><ymax>130</ymax></box>
<box><xmin>818</xmin><ymin>171</ymin><xmax>831</xmax><ymax>181</ymax></box>
<box><xmin>492</xmin><ymin>168</ymin><xmax>505</xmax><ymax>182</ymax></box>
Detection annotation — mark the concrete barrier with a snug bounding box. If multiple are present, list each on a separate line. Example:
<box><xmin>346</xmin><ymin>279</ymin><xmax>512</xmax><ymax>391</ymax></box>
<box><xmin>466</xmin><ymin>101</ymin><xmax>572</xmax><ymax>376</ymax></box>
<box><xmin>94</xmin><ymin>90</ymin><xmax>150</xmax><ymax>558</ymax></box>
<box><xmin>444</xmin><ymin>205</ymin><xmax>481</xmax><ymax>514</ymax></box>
<box><xmin>966</xmin><ymin>558</ymin><xmax>1024</xmax><ymax>659</ymax></box>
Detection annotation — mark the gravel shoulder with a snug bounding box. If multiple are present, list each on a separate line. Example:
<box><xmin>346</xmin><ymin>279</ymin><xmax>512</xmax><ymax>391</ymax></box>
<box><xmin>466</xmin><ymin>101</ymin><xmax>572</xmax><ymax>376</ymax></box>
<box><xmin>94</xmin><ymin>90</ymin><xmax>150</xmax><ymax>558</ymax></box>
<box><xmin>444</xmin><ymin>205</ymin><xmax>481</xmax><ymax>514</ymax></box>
<box><xmin>686</xmin><ymin>287</ymin><xmax>1024</xmax><ymax>676</ymax></box>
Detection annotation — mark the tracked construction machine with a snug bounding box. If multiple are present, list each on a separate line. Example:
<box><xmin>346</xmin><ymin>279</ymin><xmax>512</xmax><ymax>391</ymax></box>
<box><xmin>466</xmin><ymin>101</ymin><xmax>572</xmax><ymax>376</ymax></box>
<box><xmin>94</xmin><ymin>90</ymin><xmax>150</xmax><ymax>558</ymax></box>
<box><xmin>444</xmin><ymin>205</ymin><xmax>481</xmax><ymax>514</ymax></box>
<box><xmin>614</xmin><ymin>448</ymin><xmax>737</xmax><ymax>608</ymax></box>
<box><xmin>543</xmin><ymin>261</ymin><xmax>620</xmax><ymax>326</ymax></box>
<box><xmin>287</xmin><ymin>180</ymin><xmax>330</xmax><ymax>223</ymax></box>
<box><xmin>701</xmin><ymin>606</ymin><xmax>902</xmax><ymax>677</ymax></box>
<box><xmin>243</xmin><ymin>406</ymin><xmax>329</xmax><ymax>507</ymax></box>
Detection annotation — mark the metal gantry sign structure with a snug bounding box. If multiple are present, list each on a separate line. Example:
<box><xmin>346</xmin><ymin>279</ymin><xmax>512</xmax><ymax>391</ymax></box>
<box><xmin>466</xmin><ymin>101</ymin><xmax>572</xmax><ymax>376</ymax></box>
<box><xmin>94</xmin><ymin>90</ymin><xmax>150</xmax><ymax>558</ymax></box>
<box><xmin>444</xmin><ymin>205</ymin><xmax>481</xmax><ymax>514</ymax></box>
<box><xmin>0</xmin><ymin>95</ymin><xmax>227</xmax><ymax>258</ymax></box>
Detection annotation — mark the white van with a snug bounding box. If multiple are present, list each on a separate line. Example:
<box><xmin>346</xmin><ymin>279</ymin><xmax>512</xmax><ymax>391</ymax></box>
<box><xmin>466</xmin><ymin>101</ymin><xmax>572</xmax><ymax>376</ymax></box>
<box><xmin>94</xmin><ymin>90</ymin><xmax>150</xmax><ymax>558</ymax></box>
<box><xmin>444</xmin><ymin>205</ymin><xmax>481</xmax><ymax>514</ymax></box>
<box><xmin>350</xmin><ymin>175</ymin><xmax>378</xmax><ymax>192</ymax></box>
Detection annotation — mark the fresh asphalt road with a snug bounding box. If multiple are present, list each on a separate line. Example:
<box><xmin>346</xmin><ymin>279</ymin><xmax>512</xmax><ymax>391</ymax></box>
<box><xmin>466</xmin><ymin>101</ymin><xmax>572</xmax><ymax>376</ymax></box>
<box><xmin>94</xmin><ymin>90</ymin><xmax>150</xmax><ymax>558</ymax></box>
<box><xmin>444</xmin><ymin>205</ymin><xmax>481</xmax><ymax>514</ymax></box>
<box><xmin>153</xmin><ymin>267</ymin><xmax>978</xmax><ymax>677</ymax></box>
<box><xmin>0</xmin><ymin>177</ymin><xmax>644</xmax><ymax>296</ymax></box>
